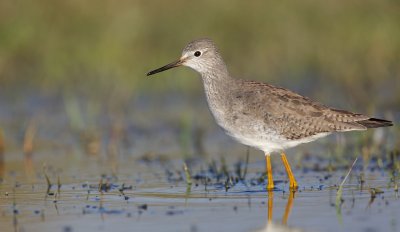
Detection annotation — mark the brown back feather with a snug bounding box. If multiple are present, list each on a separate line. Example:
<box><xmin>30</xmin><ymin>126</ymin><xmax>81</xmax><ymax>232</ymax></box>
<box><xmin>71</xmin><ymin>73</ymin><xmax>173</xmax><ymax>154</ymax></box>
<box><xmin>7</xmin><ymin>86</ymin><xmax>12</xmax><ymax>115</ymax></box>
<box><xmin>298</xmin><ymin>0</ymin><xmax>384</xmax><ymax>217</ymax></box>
<box><xmin>239</xmin><ymin>81</ymin><xmax>392</xmax><ymax>139</ymax></box>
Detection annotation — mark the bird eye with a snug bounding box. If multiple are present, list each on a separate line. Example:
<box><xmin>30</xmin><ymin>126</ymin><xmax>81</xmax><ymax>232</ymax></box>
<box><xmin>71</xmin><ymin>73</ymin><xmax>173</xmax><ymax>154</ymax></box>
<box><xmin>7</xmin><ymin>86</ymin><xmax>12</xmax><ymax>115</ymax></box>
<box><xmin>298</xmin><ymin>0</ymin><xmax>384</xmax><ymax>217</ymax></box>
<box><xmin>194</xmin><ymin>51</ymin><xmax>201</xmax><ymax>57</ymax></box>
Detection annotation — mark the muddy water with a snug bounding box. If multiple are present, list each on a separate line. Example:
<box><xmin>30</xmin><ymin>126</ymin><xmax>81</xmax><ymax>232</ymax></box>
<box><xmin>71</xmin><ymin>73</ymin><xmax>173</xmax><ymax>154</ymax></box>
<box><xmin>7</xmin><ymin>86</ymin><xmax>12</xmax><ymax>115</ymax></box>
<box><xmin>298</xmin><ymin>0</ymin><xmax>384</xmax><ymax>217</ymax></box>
<box><xmin>0</xmin><ymin>95</ymin><xmax>398</xmax><ymax>232</ymax></box>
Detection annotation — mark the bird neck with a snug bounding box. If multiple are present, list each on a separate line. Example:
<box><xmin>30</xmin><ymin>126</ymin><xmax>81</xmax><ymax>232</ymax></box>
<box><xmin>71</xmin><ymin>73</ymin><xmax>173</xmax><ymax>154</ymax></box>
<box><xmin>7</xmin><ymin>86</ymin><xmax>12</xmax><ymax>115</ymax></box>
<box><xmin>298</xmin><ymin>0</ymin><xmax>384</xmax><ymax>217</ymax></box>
<box><xmin>200</xmin><ymin>64</ymin><xmax>235</xmax><ymax>109</ymax></box>
<box><xmin>200</xmin><ymin>58</ymin><xmax>231</xmax><ymax>83</ymax></box>
<box><xmin>200</xmin><ymin>66</ymin><xmax>232</xmax><ymax>89</ymax></box>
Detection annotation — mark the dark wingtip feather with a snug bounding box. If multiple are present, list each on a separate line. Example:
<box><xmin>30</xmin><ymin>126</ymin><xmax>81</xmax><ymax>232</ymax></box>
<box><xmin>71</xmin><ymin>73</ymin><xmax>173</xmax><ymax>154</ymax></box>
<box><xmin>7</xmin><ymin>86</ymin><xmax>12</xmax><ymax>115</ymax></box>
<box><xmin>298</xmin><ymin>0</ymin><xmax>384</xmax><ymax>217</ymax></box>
<box><xmin>358</xmin><ymin>118</ymin><xmax>393</xmax><ymax>128</ymax></box>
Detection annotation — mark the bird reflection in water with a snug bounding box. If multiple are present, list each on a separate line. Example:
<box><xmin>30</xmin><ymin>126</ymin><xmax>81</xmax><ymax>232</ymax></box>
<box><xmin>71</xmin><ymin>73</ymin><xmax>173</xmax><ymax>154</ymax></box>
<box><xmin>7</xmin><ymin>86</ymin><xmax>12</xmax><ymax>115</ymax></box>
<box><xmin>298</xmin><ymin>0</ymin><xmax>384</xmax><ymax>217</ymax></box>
<box><xmin>268</xmin><ymin>190</ymin><xmax>295</xmax><ymax>225</ymax></box>
<box><xmin>256</xmin><ymin>190</ymin><xmax>301</xmax><ymax>232</ymax></box>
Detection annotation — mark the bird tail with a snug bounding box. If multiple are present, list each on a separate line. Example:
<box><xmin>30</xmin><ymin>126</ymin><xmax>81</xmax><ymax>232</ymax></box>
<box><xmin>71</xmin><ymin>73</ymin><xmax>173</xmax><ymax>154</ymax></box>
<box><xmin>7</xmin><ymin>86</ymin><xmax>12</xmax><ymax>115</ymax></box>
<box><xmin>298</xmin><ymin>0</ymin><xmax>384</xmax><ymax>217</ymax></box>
<box><xmin>357</xmin><ymin>118</ymin><xmax>393</xmax><ymax>128</ymax></box>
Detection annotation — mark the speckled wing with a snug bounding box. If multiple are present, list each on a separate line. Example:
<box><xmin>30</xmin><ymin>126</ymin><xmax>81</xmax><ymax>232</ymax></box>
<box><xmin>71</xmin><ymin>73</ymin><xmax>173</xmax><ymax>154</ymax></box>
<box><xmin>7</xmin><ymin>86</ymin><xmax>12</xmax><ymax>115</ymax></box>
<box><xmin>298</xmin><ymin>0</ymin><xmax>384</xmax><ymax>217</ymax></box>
<box><xmin>236</xmin><ymin>81</ymin><xmax>392</xmax><ymax>140</ymax></box>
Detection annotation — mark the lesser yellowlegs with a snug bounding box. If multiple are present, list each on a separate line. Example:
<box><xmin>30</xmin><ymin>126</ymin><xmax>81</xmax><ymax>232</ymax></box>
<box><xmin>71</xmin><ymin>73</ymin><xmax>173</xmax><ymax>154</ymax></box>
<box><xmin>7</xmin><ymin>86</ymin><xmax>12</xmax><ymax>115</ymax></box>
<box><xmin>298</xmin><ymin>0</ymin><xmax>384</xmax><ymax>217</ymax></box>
<box><xmin>147</xmin><ymin>38</ymin><xmax>393</xmax><ymax>190</ymax></box>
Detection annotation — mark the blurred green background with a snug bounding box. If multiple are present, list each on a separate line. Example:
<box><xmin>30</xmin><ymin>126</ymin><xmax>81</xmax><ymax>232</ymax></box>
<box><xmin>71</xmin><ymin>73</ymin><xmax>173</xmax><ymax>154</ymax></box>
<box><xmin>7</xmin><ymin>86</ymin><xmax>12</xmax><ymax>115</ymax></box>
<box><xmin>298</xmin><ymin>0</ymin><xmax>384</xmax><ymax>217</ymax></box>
<box><xmin>1</xmin><ymin>0</ymin><xmax>399</xmax><ymax>110</ymax></box>
<box><xmin>0</xmin><ymin>2</ymin><xmax>399</xmax><ymax>231</ymax></box>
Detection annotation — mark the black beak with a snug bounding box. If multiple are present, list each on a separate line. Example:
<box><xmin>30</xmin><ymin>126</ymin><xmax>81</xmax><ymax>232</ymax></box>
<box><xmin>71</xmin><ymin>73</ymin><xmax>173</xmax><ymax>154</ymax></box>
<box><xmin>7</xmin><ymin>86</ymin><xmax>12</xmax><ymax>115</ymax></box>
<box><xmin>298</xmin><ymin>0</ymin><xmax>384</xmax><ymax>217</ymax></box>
<box><xmin>147</xmin><ymin>58</ymin><xmax>184</xmax><ymax>76</ymax></box>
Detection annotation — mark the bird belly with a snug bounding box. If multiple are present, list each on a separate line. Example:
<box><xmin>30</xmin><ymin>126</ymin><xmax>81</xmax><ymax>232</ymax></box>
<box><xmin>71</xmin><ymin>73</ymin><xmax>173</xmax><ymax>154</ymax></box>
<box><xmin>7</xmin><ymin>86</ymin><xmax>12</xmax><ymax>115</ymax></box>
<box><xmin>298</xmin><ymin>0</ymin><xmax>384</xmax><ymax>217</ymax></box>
<box><xmin>225</xmin><ymin>127</ymin><xmax>330</xmax><ymax>154</ymax></box>
<box><xmin>227</xmin><ymin>130</ymin><xmax>286</xmax><ymax>153</ymax></box>
<box><xmin>213</xmin><ymin>112</ymin><xmax>330</xmax><ymax>154</ymax></box>
<box><xmin>214</xmin><ymin>114</ymin><xmax>286</xmax><ymax>153</ymax></box>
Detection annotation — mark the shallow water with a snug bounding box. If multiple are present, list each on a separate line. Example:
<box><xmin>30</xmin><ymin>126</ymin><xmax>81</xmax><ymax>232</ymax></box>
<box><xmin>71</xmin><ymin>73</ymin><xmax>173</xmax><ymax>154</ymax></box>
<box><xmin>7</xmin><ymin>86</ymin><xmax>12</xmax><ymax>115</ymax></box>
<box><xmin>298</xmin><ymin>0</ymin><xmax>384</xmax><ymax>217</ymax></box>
<box><xmin>0</xmin><ymin>153</ymin><xmax>399</xmax><ymax>232</ymax></box>
<box><xmin>0</xmin><ymin>95</ymin><xmax>398</xmax><ymax>232</ymax></box>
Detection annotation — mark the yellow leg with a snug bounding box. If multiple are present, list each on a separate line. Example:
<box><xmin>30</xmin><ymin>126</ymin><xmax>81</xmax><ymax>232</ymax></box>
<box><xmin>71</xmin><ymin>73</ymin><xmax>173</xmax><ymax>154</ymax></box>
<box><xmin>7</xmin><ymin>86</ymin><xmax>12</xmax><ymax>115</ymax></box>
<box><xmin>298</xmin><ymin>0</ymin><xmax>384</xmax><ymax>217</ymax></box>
<box><xmin>281</xmin><ymin>152</ymin><xmax>298</xmax><ymax>189</ymax></box>
<box><xmin>268</xmin><ymin>191</ymin><xmax>274</xmax><ymax>223</ymax></box>
<box><xmin>266</xmin><ymin>154</ymin><xmax>274</xmax><ymax>190</ymax></box>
